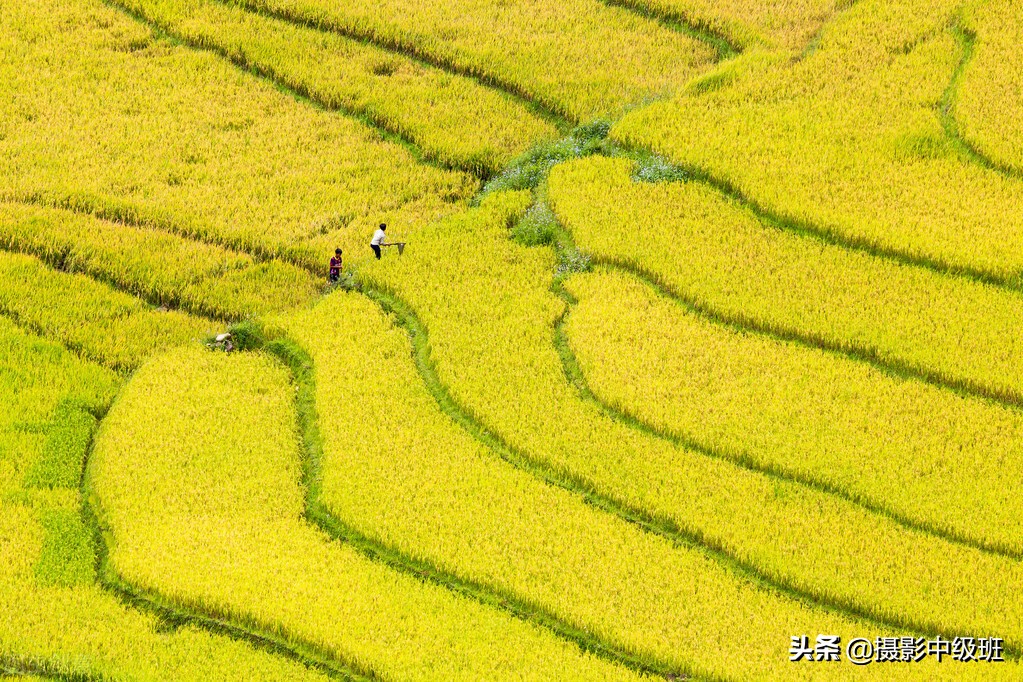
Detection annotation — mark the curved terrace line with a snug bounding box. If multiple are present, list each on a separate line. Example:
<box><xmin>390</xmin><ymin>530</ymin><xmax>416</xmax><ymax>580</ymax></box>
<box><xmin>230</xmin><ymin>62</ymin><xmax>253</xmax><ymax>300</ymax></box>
<box><xmin>79</xmin><ymin>405</ymin><xmax>374</xmax><ymax>682</ymax></box>
<box><xmin>941</xmin><ymin>19</ymin><xmax>1023</xmax><ymax>181</ymax></box>
<box><xmin>6</xmin><ymin>210</ymin><xmax>1018</xmax><ymax>662</ymax></box>
<box><xmin>0</xmin><ymin>297</ymin><xmax>147</xmax><ymax>374</ymax></box>
<box><xmin>550</xmin><ymin>297</ymin><xmax>1023</xmax><ymax>653</ymax></box>
<box><xmin>86</xmin><ymin>560</ymin><xmax>370</xmax><ymax>682</ymax></box>
<box><xmin>637</xmin><ymin>25</ymin><xmax>1023</xmax><ymax>281</ymax></box>
<box><xmin>0</xmin><ymin>193</ymin><xmax>312</xmax><ymax>268</ymax></box>
<box><xmin>72</xmin><ymin>317</ymin><xmax>671</xmax><ymax>682</ymax></box>
<box><xmin>355</xmin><ymin>285</ymin><xmax>1023</xmax><ymax>659</ymax></box>
<box><xmin>631</xmin><ymin>152</ymin><xmax>1023</xmax><ymax>291</ymax></box>
<box><xmin>107</xmin><ymin>0</ymin><xmax>752</xmax><ymax>177</ymax></box>
<box><xmin>12</xmin><ymin>271</ymin><xmax>981</xmax><ymax>662</ymax></box>
<box><xmin>0</xmin><ymin>241</ymin><xmax>236</xmax><ymax>326</ymax></box>
<box><xmin>197</xmin><ymin>0</ymin><xmax>575</xmax><ymax>128</ymax></box>
<box><xmin>22</xmin><ymin>0</ymin><xmax>1023</xmax><ymax>311</ymax></box>
<box><xmin>100</xmin><ymin>0</ymin><xmax>493</xmax><ymax>179</ymax></box>
<box><xmin>21</xmin><ymin>12</ymin><xmax>1023</xmax><ymax>290</ymax></box>
<box><xmin>14</xmin><ymin>2</ymin><xmax>1023</xmax><ymax>663</ymax></box>
<box><xmin>11</xmin><ymin>178</ymin><xmax>1023</xmax><ymax>559</ymax></box>
<box><xmin>12</xmin><ymin>244</ymin><xmax>991</xmax><ymax>665</ymax></box>
<box><xmin>0</xmin><ymin>397</ymin><xmax>361</xmax><ymax>681</ymax></box>
<box><xmin>10</xmin><ymin>129</ymin><xmax>1023</xmax><ymax>621</ymax></box>
<box><xmin>222</xmin><ymin>0</ymin><xmax>754</xmax><ymax>125</ymax></box>
<box><xmin>259</xmin><ymin>334</ymin><xmax>686</xmax><ymax>681</ymax></box>
<box><xmin>590</xmin><ymin>252</ymin><xmax>1023</xmax><ymax>410</ymax></box>
<box><xmin>17</xmin><ymin>199</ymin><xmax>1023</xmax><ymax>577</ymax></box>
<box><xmin>17</xmin><ymin>162</ymin><xmax>1023</xmax><ymax>416</ymax></box>
<box><xmin>491</xmin><ymin>152</ymin><xmax>1023</xmax><ymax>415</ymax></box>
<box><xmin>1</xmin><ymin>186</ymin><xmax>458</xmax><ymax>275</ymax></box>
<box><xmin>13</xmin><ymin>177</ymin><xmax>1023</xmax><ymax>561</ymax></box>
<box><xmin>545</xmin><ymin>209</ymin><xmax>1023</xmax><ymax>564</ymax></box>
<box><xmin>551</xmin><ymin>273</ymin><xmax>1023</xmax><ymax>563</ymax></box>
<box><xmin>595</xmin><ymin>0</ymin><xmax>740</xmax><ymax>59</ymax></box>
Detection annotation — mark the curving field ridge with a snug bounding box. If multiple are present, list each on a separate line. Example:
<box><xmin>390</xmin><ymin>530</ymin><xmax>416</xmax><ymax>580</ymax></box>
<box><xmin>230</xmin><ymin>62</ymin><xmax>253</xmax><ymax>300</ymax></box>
<box><xmin>2</xmin><ymin>0</ymin><xmax>1022</xmax><ymax>679</ymax></box>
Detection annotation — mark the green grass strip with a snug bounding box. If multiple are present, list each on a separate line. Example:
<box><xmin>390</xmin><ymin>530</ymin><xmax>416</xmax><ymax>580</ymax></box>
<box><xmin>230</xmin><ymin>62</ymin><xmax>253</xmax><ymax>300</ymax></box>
<box><xmin>939</xmin><ymin>17</ymin><xmax>1023</xmax><ymax>181</ymax></box>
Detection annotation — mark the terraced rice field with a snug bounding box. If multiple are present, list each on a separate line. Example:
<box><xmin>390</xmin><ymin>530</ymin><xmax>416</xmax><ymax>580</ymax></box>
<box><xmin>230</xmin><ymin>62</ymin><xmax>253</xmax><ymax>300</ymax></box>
<box><xmin>2</xmin><ymin>0</ymin><xmax>1021</xmax><ymax>679</ymax></box>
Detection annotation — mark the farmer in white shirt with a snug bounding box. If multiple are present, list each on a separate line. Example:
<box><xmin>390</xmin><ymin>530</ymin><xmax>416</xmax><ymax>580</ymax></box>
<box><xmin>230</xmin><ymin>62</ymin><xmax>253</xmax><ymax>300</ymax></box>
<box><xmin>370</xmin><ymin>223</ymin><xmax>388</xmax><ymax>259</ymax></box>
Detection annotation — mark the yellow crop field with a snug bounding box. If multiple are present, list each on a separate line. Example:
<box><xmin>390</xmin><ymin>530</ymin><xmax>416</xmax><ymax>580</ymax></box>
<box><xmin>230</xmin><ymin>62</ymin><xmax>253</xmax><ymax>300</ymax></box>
<box><xmin>89</xmin><ymin>346</ymin><xmax>646</xmax><ymax>682</ymax></box>
<box><xmin>0</xmin><ymin>252</ymin><xmax>216</xmax><ymax>370</ymax></box>
<box><xmin>0</xmin><ymin>202</ymin><xmax>319</xmax><ymax>319</ymax></box>
<box><xmin>273</xmin><ymin>289</ymin><xmax>1023</xmax><ymax>677</ymax></box>
<box><xmin>563</xmin><ymin>267</ymin><xmax>1023</xmax><ymax>553</ymax></box>
<box><xmin>0</xmin><ymin>317</ymin><xmax>335</xmax><ymax>682</ymax></box>
<box><xmin>0</xmin><ymin>0</ymin><xmax>475</xmax><ymax>265</ymax></box>
<box><xmin>958</xmin><ymin>0</ymin><xmax>1023</xmax><ymax>172</ymax></box>
<box><xmin>232</xmin><ymin>0</ymin><xmax>717</xmax><ymax>120</ymax></box>
<box><xmin>548</xmin><ymin>155</ymin><xmax>1023</xmax><ymax>401</ymax></box>
<box><xmin>618</xmin><ymin>0</ymin><xmax>846</xmax><ymax>51</ymax></box>
<box><xmin>113</xmin><ymin>0</ymin><xmax>557</xmax><ymax>174</ymax></box>
<box><xmin>357</xmin><ymin>192</ymin><xmax>1023</xmax><ymax>654</ymax></box>
<box><xmin>613</xmin><ymin>0</ymin><xmax>1023</xmax><ymax>281</ymax></box>
<box><xmin>4</xmin><ymin>0</ymin><xmax>1023</xmax><ymax>676</ymax></box>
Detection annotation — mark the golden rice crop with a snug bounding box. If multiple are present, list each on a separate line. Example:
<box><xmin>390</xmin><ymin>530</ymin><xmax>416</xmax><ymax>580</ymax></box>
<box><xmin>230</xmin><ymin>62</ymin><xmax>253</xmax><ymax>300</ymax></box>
<box><xmin>0</xmin><ymin>203</ymin><xmax>249</xmax><ymax>287</ymax></box>
<box><xmin>612</xmin><ymin>0</ymin><xmax>1023</xmax><ymax>281</ymax></box>
<box><xmin>271</xmin><ymin>289</ymin><xmax>1021</xmax><ymax>679</ymax></box>
<box><xmin>114</xmin><ymin>0</ymin><xmax>557</xmax><ymax>175</ymax></box>
<box><xmin>0</xmin><ymin>252</ymin><xmax>216</xmax><ymax>370</ymax></box>
<box><xmin>957</xmin><ymin>0</ymin><xmax>1023</xmax><ymax>172</ymax></box>
<box><xmin>179</xmin><ymin>260</ymin><xmax>321</xmax><ymax>319</ymax></box>
<box><xmin>361</xmin><ymin>193</ymin><xmax>1023</xmax><ymax>650</ymax></box>
<box><xmin>0</xmin><ymin>203</ymin><xmax>318</xmax><ymax>319</ymax></box>
<box><xmin>619</xmin><ymin>0</ymin><xmax>845</xmax><ymax>51</ymax></box>
<box><xmin>0</xmin><ymin>320</ymin><xmax>334</xmax><ymax>682</ymax></box>
<box><xmin>548</xmin><ymin>156</ymin><xmax>1023</xmax><ymax>401</ymax></box>
<box><xmin>0</xmin><ymin>318</ymin><xmax>118</xmax><ymax>430</ymax></box>
<box><xmin>233</xmin><ymin>0</ymin><xmax>716</xmax><ymax>121</ymax></box>
<box><xmin>7</xmin><ymin>0</ymin><xmax>1021</xmax><ymax>671</ymax></box>
<box><xmin>0</xmin><ymin>0</ymin><xmax>475</xmax><ymax>266</ymax></box>
<box><xmin>88</xmin><ymin>345</ymin><xmax>646</xmax><ymax>682</ymax></box>
<box><xmin>564</xmin><ymin>267</ymin><xmax>1023</xmax><ymax>554</ymax></box>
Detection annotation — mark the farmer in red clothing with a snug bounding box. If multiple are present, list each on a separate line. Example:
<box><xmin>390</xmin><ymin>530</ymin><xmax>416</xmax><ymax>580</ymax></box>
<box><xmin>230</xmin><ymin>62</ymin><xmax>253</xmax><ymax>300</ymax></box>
<box><xmin>329</xmin><ymin>248</ymin><xmax>343</xmax><ymax>283</ymax></box>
